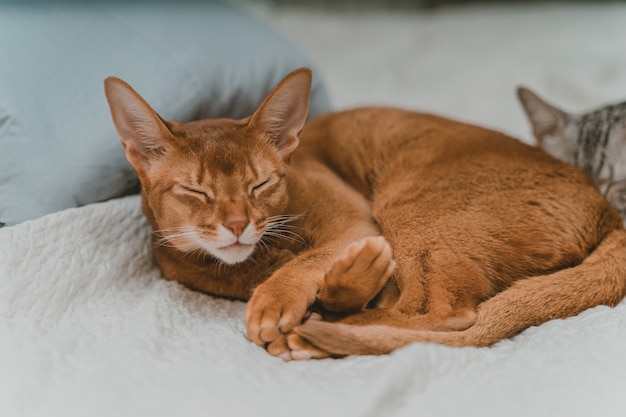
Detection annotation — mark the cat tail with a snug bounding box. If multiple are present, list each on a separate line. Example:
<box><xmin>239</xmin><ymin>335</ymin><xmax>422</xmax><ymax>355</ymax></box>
<box><xmin>295</xmin><ymin>228</ymin><xmax>626</xmax><ymax>356</ymax></box>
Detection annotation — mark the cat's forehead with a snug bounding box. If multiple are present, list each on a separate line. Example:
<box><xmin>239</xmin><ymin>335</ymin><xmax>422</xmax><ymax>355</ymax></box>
<box><xmin>166</xmin><ymin>120</ymin><xmax>281</xmax><ymax>185</ymax></box>
<box><xmin>579</xmin><ymin>102</ymin><xmax>626</xmax><ymax>125</ymax></box>
<box><xmin>170</xmin><ymin>118</ymin><xmax>250</xmax><ymax>146</ymax></box>
<box><xmin>173</xmin><ymin>120</ymin><xmax>258</xmax><ymax>160</ymax></box>
<box><xmin>574</xmin><ymin>103</ymin><xmax>626</xmax><ymax>147</ymax></box>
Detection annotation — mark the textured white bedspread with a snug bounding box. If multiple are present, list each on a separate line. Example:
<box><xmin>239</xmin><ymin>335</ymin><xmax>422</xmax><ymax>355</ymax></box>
<box><xmin>3</xmin><ymin>3</ymin><xmax>626</xmax><ymax>417</ymax></box>
<box><xmin>2</xmin><ymin>195</ymin><xmax>626</xmax><ymax>416</ymax></box>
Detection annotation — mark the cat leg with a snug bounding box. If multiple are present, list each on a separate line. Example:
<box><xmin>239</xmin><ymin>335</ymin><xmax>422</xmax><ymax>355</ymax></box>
<box><xmin>263</xmin><ymin>237</ymin><xmax>396</xmax><ymax>361</ymax></box>
<box><xmin>246</xmin><ymin>220</ymin><xmax>385</xmax><ymax>352</ymax></box>
<box><xmin>318</xmin><ymin>236</ymin><xmax>396</xmax><ymax>313</ymax></box>
<box><xmin>392</xmin><ymin>248</ymin><xmax>483</xmax><ymax>331</ymax></box>
<box><xmin>277</xmin><ymin>237</ymin><xmax>395</xmax><ymax>361</ymax></box>
<box><xmin>286</xmin><ymin>281</ymin><xmax>477</xmax><ymax>361</ymax></box>
<box><xmin>350</xmin><ymin>230</ymin><xmax>484</xmax><ymax>332</ymax></box>
<box><xmin>246</xmin><ymin>171</ymin><xmax>384</xmax><ymax>356</ymax></box>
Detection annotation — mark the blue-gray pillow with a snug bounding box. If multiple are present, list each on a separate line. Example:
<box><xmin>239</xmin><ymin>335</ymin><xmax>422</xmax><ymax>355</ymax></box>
<box><xmin>0</xmin><ymin>1</ymin><xmax>330</xmax><ymax>227</ymax></box>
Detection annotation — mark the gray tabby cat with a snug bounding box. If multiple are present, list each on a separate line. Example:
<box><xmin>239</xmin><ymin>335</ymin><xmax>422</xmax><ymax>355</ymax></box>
<box><xmin>518</xmin><ymin>87</ymin><xmax>626</xmax><ymax>222</ymax></box>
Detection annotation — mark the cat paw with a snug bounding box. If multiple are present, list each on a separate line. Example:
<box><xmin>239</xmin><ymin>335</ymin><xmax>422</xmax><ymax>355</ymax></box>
<box><xmin>246</xmin><ymin>279</ymin><xmax>315</xmax><ymax>346</ymax></box>
<box><xmin>266</xmin><ymin>313</ymin><xmax>330</xmax><ymax>361</ymax></box>
<box><xmin>266</xmin><ymin>333</ymin><xmax>330</xmax><ymax>361</ymax></box>
<box><xmin>320</xmin><ymin>236</ymin><xmax>395</xmax><ymax>312</ymax></box>
<box><xmin>286</xmin><ymin>332</ymin><xmax>331</xmax><ymax>360</ymax></box>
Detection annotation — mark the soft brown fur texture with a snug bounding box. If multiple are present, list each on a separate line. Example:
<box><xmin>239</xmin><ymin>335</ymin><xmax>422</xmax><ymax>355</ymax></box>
<box><xmin>105</xmin><ymin>68</ymin><xmax>626</xmax><ymax>360</ymax></box>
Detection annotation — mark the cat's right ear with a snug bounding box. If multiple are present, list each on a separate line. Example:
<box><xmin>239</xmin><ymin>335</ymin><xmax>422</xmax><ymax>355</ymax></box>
<box><xmin>517</xmin><ymin>87</ymin><xmax>568</xmax><ymax>143</ymax></box>
<box><xmin>104</xmin><ymin>77</ymin><xmax>172</xmax><ymax>176</ymax></box>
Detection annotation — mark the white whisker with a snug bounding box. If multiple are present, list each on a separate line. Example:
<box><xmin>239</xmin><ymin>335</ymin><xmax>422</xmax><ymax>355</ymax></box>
<box><xmin>258</xmin><ymin>211</ymin><xmax>308</xmax><ymax>249</ymax></box>
<box><xmin>257</xmin><ymin>239</ymin><xmax>269</xmax><ymax>252</ymax></box>
<box><xmin>262</xmin><ymin>230</ymin><xmax>307</xmax><ymax>246</ymax></box>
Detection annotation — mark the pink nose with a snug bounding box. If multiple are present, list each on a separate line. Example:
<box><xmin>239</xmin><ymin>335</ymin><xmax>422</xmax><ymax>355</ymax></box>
<box><xmin>223</xmin><ymin>216</ymin><xmax>250</xmax><ymax>237</ymax></box>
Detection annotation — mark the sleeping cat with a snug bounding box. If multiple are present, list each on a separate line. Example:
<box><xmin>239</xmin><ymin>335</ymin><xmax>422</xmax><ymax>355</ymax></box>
<box><xmin>105</xmin><ymin>69</ymin><xmax>626</xmax><ymax>360</ymax></box>
<box><xmin>517</xmin><ymin>87</ymin><xmax>626</xmax><ymax>222</ymax></box>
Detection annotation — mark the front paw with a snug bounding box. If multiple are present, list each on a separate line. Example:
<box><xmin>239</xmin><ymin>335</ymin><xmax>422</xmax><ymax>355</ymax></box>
<box><xmin>245</xmin><ymin>281</ymin><xmax>313</xmax><ymax>346</ymax></box>
<box><xmin>266</xmin><ymin>313</ymin><xmax>331</xmax><ymax>361</ymax></box>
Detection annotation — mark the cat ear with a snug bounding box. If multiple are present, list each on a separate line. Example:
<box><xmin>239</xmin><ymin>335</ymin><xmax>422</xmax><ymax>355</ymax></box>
<box><xmin>104</xmin><ymin>77</ymin><xmax>173</xmax><ymax>175</ymax></box>
<box><xmin>517</xmin><ymin>87</ymin><xmax>568</xmax><ymax>143</ymax></box>
<box><xmin>249</xmin><ymin>68</ymin><xmax>312</xmax><ymax>160</ymax></box>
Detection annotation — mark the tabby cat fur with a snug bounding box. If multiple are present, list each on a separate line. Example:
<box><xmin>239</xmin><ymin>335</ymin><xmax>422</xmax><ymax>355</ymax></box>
<box><xmin>518</xmin><ymin>87</ymin><xmax>626</xmax><ymax>223</ymax></box>
<box><xmin>105</xmin><ymin>68</ymin><xmax>626</xmax><ymax>360</ymax></box>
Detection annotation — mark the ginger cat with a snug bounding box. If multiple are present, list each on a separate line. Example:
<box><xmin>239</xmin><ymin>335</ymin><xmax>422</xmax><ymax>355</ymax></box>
<box><xmin>105</xmin><ymin>68</ymin><xmax>626</xmax><ymax>360</ymax></box>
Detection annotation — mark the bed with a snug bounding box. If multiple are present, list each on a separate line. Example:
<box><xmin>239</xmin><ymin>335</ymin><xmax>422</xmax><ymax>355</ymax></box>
<box><xmin>2</xmin><ymin>1</ymin><xmax>626</xmax><ymax>416</ymax></box>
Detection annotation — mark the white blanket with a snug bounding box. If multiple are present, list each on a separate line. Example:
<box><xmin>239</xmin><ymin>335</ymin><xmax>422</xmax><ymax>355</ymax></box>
<box><xmin>3</xmin><ymin>3</ymin><xmax>626</xmax><ymax>417</ymax></box>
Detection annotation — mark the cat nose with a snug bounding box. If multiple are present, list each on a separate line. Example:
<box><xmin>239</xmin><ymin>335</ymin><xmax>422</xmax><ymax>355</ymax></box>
<box><xmin>223</xmin><ymin>216</ymin><xmax>250</xmax><ymax>237</ymax></box>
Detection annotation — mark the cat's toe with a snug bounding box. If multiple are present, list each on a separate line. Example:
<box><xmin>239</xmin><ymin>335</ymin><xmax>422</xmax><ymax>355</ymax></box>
<box><xmin>267</xmin><ymin>335</ymin><xmax>293</xmax><ymax>362</ymax></box>
<box><xmin>286</xmin><ymin>333</ymin><xmax>330</xmax><ymax>360</ymax></box>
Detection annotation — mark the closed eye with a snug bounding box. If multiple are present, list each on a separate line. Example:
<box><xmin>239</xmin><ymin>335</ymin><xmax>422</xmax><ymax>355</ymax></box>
<box><xmin>252</xmin><ymin>179</ymin><xmax>270</xmax><ymax>191</ymax></box>
<box><xmin>181</xmin><ymin>186</ymin><xmax>212</xmax><ymax>202</ymax></box>
<box><xmin>250</xmin><ymin>178</ymin><xmax>272</xmax><ymax>197</ymax></box>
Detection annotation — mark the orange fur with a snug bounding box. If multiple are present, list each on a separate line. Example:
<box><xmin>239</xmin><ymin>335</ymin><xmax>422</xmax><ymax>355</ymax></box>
<box><xmin>105</xmin><ymin>69</ymin><xmax>626</xmax><ymax>360</ymax></box>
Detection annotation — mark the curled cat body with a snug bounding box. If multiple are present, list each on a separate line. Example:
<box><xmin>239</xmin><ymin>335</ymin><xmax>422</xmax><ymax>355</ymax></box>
<box><xmin>518</xmin><ymin>87</ymin><xmax>626</xmax><ymax>223</ymax></box>
<box><xmin>105</xmin><ymin>68</ymin><xmax>626</xmax><ymax>360</ymax></box>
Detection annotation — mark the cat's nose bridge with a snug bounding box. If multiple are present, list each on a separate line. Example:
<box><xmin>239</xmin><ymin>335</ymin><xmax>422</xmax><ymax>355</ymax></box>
<box><xmin>217</xmin><ymin>191</ymin><xmax>252</xmax><ymax>237</ymax></box>
<box><xmin>221</xmin><ymin>199</ymin><xmax>250</xmax><ymax>237</ymax></box>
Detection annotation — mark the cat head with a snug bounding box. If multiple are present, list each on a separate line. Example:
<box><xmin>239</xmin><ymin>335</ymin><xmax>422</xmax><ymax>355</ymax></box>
<box><xmin>104</xmin><ymin>68</ymin><xmax>311</xmax><ymax>265</ymax></box>
<box><xmin>516</xmin><ymin>87</ymin><xmax>580</xmax><ymax>164</ymax></box>
<box><xmin>517</xmin><ymin>87</ymin><xmax>626</xmax><ymax>189</ymax></box>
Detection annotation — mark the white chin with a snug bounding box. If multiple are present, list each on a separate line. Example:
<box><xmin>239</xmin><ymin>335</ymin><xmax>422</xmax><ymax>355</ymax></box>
<box><xmin>212</xmin><ymin>244</ymin><xmax>255</xmax><ymax>265</ymax></box>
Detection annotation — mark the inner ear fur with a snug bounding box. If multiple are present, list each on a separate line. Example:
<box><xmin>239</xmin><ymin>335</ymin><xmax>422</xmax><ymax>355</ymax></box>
<box><xmin>104</xmin><ymin>76</ymin><xmax>174</xmax><ymax>176</ymax></box>
<box><xmin>517</xmin><ymin>86</ymin><xmax>568</xmax><ymax>143</ymax></box>
<box><xmin>249</xmin><ymin>68</ymin><xmax>312</xmax><ymax>160</ymax></box>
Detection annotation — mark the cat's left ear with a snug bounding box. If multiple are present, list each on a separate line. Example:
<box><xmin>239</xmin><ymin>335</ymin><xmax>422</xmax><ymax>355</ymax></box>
<box><xmin>517</xmin><ymin>87</ymin><xmax>568</xmax><ymax>142</ymax></box>
<box><xmin>249</xmin><ymin>68</ymin><xmax>312</xmax><ymax>160</ymax></box>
